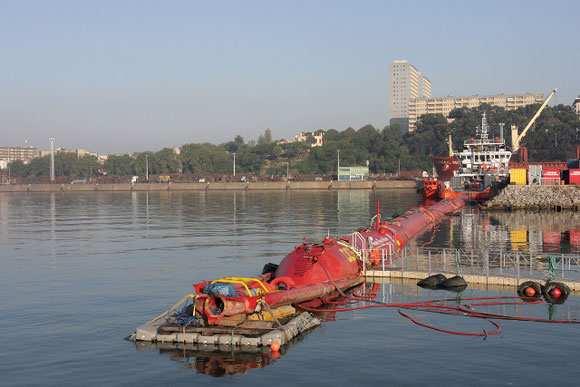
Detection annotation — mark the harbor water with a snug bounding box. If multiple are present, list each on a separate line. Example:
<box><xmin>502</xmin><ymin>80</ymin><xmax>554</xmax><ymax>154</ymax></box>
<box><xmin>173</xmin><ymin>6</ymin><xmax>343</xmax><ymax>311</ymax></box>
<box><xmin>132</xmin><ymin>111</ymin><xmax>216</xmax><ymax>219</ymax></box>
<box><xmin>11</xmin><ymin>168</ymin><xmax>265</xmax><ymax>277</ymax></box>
<box><xmin>1</xmin><ymin>190</ymin><xmax>580</xmax><ymax>386</ymax></box>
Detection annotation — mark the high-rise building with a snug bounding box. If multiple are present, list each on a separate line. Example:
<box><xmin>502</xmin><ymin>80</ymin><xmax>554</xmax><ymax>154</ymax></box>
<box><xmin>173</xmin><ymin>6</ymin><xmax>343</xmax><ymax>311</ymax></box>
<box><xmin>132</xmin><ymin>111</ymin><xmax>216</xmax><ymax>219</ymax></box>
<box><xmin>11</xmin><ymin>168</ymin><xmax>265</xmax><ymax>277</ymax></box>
<box><xmin>389</xmin><ymin>60</ymin><xmax>431</xmax><ymax>132</ymax></box>
<box><xmin>573</xmin><ymin>96</ymin><xmax>580</xmax><ymax>117</ymax></box>
<box><xmin>408</xmin><ymin>93</ymin><xmax>545</xmax><ymax>132</ymax></box>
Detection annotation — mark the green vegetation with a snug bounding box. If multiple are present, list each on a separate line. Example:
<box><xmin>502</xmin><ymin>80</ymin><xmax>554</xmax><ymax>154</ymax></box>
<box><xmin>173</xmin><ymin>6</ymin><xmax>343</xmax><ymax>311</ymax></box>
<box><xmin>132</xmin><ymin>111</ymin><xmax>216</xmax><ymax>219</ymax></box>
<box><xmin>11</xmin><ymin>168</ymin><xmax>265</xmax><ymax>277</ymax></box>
<box><xmin>8</xmin><ymin>104</ymin><xmax>579</xmax><ymax>180</ymax></box>
<box><xmin>8</xmin><ymin>153</ymin><xmax>100</xmax><ymax>179</ymax></box>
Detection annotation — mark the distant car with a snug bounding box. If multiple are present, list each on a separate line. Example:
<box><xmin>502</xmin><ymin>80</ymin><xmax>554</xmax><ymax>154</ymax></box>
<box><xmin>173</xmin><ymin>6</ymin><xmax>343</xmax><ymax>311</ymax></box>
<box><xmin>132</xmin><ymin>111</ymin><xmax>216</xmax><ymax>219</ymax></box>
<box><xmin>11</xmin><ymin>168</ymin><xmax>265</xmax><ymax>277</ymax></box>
<box><xmin>314</xmin><ymin>176</ymin><xmax>323</xmax><ymax>181</ymax></box>
<box><xmin>198</xmin><ymin>178</ymin><xmax>206</xmax><ymax>183</ymax></box>
<box><xmin>130</xmin><ymin>176</ymin><xmax>139</xmax><ymax>184</ymax></box>
<box><xmin>70</xmin><ymin>179</ymin><xmax>87</xmax><ymax>184</ymax></box>
<box><xmin>240</xmin><ymin>176</ymin><xmax>247</xmax><ymax>182</ymax></box>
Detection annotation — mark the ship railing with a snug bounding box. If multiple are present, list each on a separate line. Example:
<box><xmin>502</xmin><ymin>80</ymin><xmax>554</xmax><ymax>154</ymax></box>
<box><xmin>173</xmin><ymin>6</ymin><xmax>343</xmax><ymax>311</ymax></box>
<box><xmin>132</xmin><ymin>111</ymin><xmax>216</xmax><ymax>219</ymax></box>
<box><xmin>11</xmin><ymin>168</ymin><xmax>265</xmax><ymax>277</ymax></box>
<box><xmin>363</xmin><ymin>245</ymin><xmax>580</xmax><ymax>283</ymax></box>
<box><xmin>359</xmin><ymin>244</ymin><xmax>396</xmax><ymax>274</ymax></box>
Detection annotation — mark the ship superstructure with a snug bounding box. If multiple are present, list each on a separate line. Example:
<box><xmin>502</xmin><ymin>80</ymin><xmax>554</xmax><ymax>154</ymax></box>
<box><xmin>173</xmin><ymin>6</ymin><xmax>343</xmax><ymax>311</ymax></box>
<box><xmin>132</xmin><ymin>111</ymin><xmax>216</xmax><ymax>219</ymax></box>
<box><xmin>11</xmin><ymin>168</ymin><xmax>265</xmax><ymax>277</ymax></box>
<box><xmin>455</xmin><ymin>112</ymin><xmax>512</xmax><ymax>180</ymax></box>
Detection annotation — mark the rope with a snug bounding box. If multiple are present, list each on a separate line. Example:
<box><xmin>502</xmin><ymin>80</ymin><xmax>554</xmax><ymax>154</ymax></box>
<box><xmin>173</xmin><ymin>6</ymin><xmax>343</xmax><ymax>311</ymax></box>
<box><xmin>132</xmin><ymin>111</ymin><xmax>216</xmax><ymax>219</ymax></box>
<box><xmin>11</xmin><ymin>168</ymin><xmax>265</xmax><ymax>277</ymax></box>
<box><xmin>299</xmin><ymin>293</ymin><xmax>580</xmax><ymax>337</ymax></box>
<box><xmin>260</xmin><ymin>299</ymin><xmax>284</xmax><ymax>329</ymax></box>
<box><xmin>317</xmin><ymin>258</ymin><xmax>348</xmax><ymax>298</ymax></box>
<box><xmin>398</xmin><ymin>310</ymin><xmax>501</xmax><ymax>337</ymax></box>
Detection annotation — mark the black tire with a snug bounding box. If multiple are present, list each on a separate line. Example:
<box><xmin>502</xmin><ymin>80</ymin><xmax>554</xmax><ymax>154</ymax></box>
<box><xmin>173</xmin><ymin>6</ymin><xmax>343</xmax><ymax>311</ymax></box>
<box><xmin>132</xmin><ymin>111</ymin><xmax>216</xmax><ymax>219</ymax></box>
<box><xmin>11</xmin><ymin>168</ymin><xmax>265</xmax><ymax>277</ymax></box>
<box><xmin>517</xmin><ymin>281</ymin><xmax>542</xmax><ymax>300</ymax></box>
<box><xmin>542</xmin><ymin>281</ymin><xmax>570</xmax><ymax>304</ymax></box>
<box><xmin>417</xmin><ymin>274</ymin><xmax>447</xmax><ymax>289</ymax></box>
<box><xmin>262</xmin><ymin>262</ymin><xmax>279</xmax><ymax>275</ymax></box>
<box><xmin>441</xmin><ymin>275</ymin><xmax>468</xmax><ymax>289</ymax></box>
<box><xmin>442</xmin><ymin>285</ymin><xmax>467</xmax><ymax>293</ymax></box>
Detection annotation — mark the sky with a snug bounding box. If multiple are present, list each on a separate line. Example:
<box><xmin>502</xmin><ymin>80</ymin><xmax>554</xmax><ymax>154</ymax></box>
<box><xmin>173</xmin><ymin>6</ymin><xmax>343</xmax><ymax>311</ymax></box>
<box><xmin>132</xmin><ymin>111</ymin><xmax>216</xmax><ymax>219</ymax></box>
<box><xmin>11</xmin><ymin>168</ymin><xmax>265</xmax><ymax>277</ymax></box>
<box><xmin>1</xmin><ymin>0</ymin><xmax>579</xmax><ymax>153</ymax></box>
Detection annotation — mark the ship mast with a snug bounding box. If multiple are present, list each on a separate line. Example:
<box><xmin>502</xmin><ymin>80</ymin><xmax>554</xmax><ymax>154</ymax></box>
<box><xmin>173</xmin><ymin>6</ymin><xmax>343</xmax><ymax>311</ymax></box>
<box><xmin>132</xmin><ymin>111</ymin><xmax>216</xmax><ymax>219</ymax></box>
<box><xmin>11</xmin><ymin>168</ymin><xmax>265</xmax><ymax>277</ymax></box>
<box><xmin>480</xmin><ymin>112</ymin><xmax>489</xmax><ymax>141</ymax></box>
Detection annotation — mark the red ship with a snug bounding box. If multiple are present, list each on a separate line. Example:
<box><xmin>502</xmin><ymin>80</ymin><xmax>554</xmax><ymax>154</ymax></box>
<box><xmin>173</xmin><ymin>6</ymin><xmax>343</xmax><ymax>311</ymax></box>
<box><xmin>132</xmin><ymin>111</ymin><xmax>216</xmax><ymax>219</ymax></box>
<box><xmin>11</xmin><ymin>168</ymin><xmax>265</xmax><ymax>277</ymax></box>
<box><xmin>432</xmin><ymin>155</ymin><xmax>460</xmax><ymax>180</ymax></box>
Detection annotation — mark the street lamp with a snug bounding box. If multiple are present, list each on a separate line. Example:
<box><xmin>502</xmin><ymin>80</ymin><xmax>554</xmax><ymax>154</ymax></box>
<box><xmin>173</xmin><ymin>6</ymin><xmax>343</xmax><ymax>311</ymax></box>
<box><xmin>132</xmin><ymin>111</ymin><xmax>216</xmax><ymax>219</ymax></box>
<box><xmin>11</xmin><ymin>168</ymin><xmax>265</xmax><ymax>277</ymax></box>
<box><xmin>337</xmin><ymin>149</ymin><xmax>340</xmax><ymax>181</ymax></box>
<box><xmin>145</xmin><ymin>154</ymin><xmax>149</xmax><ymax>182</ymax></box>
<box><xmin>233</xmin><ymin>152</ymin><xmax>236</xmax><ymax>177</ymax></box>
<box><xmin>49</xmin><ymin>137</ymin><xmax>55</xmax><ymax>182</ymax></box>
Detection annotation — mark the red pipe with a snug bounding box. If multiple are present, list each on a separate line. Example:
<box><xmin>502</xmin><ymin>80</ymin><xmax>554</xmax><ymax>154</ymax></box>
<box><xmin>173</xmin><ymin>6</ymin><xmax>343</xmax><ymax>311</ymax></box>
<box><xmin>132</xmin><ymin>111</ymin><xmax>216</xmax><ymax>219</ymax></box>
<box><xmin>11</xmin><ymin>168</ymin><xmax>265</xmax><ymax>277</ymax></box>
<box><xmin>263</xmin><ymin>277</ymin><xmax>363</xmax><ymax>308</ymax></box>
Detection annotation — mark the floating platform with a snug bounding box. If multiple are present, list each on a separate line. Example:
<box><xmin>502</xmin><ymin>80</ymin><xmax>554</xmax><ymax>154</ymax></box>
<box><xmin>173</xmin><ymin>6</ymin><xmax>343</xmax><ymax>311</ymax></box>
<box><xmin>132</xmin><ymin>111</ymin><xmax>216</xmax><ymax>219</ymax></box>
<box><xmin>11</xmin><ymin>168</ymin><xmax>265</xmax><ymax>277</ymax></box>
<box><xmin>128</xmin><ymin>293</ymin><xmax>321</xmax><ymax>347</ymax></box>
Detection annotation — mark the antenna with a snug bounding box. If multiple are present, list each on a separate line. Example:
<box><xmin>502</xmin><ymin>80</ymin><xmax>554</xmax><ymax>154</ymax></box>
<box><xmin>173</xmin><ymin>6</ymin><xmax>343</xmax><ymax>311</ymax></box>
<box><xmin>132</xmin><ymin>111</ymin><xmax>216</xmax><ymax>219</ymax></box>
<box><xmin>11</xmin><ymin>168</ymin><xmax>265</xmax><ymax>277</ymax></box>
<box><xmin>480</xmin><ymin>112</ymin><xmax>489</xmax><ymax>141</ymax></box>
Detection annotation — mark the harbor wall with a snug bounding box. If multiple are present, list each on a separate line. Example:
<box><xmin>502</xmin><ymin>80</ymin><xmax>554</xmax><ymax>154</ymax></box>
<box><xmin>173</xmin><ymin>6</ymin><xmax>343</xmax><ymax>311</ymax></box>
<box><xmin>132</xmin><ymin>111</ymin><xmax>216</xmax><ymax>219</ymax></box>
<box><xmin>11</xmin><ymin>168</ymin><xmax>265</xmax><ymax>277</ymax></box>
<box><xmin>0</xmin><ymin>180</ymin><xmax>415</xmax><ymax>193</ymax></box>
<box><xmin>485</xmin><ymin>185</ymin><xmax>580</xmax><ymax>210</ymax></box>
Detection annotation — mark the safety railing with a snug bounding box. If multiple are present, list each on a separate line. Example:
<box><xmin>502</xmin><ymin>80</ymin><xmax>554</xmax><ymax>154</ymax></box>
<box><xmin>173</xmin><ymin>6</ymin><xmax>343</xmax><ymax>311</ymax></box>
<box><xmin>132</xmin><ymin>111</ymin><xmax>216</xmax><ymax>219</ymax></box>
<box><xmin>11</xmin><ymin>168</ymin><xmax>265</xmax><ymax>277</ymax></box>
<box><xmin>363</xmin><ymin>245</ymin><xmax>580</xmax><ymax>282</ymax></box>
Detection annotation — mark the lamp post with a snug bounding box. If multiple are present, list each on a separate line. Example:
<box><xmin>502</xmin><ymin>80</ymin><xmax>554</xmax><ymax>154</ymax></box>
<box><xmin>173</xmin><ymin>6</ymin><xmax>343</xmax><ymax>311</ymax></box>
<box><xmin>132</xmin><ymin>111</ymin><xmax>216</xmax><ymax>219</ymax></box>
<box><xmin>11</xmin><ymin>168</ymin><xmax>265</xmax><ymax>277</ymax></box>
<box><xmin>49</xmin><ymin>137</ymin><xmax>55</xmax><ymax>182</ymax></box>
<box><xmin>337</xmin><ymin>149</ymin><xmax>340</xmax><ymax>181</ymax></box>
<box><xmin>233</xmin><ymin>152</ymin><xmax>236</xmax><ymax>177</ymax></box>
<box><xmin>145</xmin><ymin>154</ymin><xmax>149</xmax><ymax>182</ymax></box>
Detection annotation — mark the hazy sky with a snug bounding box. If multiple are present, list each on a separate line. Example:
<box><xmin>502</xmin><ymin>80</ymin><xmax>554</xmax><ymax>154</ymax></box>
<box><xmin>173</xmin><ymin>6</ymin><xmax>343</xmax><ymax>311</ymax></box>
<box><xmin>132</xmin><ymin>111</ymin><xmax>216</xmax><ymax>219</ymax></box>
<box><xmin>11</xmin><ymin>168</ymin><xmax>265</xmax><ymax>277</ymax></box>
<box><xmin>1</xmin><ymin>0</ymin><xmax>579</xmax><ymax>153</ymax></box>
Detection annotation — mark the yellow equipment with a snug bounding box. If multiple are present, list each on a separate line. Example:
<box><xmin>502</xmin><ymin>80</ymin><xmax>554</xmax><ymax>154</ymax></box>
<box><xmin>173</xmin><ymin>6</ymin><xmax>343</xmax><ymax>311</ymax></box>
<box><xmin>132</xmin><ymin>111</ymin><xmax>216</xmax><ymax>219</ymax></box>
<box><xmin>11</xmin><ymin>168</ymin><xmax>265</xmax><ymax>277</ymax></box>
<box><xmin>511</xmin><ymin>89</ymin><xmax>557</xmax><ymax>152</ymax></box>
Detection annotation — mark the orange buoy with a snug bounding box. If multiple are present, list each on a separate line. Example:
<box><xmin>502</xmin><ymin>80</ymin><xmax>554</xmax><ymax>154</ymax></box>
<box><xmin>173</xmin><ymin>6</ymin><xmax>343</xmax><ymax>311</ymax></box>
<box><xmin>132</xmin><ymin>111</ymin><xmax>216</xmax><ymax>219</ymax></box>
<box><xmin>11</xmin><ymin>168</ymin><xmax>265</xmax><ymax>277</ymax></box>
<box><xmin>524</xmin><ymin>287</ymin><xmax>536</xmax><ymax>297</ymax></box>
<box><xmin>270</xmin><ymin>340</ymin><xmax>281</xmax><ymax>352</ymax></box>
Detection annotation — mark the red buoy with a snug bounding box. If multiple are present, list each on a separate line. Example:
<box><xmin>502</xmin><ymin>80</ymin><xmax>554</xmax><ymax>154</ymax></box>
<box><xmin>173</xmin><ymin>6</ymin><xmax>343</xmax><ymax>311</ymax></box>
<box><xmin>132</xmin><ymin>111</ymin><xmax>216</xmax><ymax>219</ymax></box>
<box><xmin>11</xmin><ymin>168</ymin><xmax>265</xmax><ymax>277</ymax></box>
<box><xmin>524</xmin><ymin>287</ymin><xmax>536</xmax><ymax>297</ymax></box>
<box><xmin>270</xmin><ymin>340</ymin><xmax>281</xmax><ymax>352</ymax></box>
<box><xmin>550</xmin><ymin>287</ymin><xmax>562</xmax><ymax>299</ymax></box>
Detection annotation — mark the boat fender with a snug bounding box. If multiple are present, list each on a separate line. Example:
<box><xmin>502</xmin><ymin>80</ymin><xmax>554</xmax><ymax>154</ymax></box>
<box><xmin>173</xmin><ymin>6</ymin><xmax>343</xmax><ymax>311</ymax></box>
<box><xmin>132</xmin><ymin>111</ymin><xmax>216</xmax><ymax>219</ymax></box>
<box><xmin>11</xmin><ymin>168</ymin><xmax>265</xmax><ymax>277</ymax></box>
<box><xmin>516</xmin><ymin>281</ymin><xmax>542</xmax><ymax>300</ymax></box>
<box><xmin>440</xmin><ymin>275</ymin><xmax>468</xmax><ymax>290</ymax></box>
<box><xmin>270</xmin><ymin>276</ymin><xmax>296</xmax><ymax>290</ymax></box>
<box><xmin>542</xmin><ymin>281</ymin><xmax>570</xmax><ymax>305</ymax></box>
<box><xmin>417</xmin><ymin>274</ymin><xmax>447</xmax><ymax>289</ymax></box>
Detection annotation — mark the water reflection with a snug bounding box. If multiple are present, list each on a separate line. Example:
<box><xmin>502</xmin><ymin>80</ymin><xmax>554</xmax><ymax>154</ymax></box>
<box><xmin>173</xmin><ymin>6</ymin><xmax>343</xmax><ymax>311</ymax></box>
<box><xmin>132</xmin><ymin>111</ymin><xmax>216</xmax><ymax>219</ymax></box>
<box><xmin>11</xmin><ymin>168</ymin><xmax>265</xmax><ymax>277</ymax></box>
<box><xmin>1</xmin><ymin>190</ymin><xmax>579</xmax><ymax>385</ymax></box>
<box><xmin>421</xmin><ymin>208</ymin><xmax>579</xmax><ymax>254</ymax></box>
<box><xmin>133</xmin><ymin>335</ymin><xmax>310</xmax><ymax>377</ymax></box>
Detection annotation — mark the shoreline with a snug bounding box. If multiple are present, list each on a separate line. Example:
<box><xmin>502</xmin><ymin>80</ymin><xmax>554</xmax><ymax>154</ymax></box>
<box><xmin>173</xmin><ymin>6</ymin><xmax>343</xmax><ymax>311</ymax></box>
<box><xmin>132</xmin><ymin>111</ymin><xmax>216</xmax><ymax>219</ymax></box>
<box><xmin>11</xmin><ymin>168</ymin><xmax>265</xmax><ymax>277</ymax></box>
<box><xmin>0</xmin><ymin>180</ymin><xmax>415</xmax><ymax>193</ymax></box>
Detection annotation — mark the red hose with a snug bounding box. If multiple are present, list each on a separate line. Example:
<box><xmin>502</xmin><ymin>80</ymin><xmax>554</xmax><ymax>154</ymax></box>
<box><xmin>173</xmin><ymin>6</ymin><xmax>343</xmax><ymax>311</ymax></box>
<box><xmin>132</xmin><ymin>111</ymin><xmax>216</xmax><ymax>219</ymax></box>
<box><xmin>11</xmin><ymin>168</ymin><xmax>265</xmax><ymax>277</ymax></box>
<box><xmin>398</xmin><ymin>310</ymin><xmax>502</xmax><ymax>337</ymax></box>
<box><xmin>298</xmin><ymin>293</ymin><xmax>580</xmax><ymax>337</ymax></box>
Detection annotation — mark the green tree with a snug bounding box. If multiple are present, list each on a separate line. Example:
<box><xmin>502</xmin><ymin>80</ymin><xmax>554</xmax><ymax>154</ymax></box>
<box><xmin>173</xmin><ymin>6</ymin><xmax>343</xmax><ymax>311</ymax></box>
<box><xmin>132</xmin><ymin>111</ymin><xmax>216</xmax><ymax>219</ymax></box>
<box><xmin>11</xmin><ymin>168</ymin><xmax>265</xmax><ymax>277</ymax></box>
<box><xmin>105</xmin><ymin>154</ymin><xmax>135</xmax><ymax>176</ymax></box>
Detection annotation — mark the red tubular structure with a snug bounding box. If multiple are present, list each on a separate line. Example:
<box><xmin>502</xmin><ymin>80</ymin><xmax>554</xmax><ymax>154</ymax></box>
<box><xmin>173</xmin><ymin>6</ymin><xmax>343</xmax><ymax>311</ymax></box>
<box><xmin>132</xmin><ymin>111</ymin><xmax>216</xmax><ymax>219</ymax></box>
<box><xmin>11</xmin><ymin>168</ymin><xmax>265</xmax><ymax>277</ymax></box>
<box><xmin>193</xmin><ymin>195</ymin><xmax>467</xmax><ymax>325</ymax></box>
<box><xmin>352</xmin><ymin>195</ymin><xmax>466</xmax><ymax>265</ymax></box>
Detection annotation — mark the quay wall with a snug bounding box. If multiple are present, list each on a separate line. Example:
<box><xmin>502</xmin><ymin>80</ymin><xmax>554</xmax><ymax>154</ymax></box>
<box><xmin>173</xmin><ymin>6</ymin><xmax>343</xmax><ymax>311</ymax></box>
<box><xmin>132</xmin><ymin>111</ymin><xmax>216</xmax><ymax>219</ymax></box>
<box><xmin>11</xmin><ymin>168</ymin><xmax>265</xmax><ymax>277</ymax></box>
<box><xmin>0</xmin><ymin>180</ymin><xmax>415</xmax><ymax>193</ymax></box>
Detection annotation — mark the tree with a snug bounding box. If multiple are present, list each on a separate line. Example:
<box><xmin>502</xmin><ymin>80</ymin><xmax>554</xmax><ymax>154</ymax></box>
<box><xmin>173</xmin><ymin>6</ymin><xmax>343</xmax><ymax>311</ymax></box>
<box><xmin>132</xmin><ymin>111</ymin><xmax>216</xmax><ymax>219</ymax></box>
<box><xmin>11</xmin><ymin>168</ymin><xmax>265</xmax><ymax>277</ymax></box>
<box><xmin>105</xmin><ymin>154</ymin><xmax>135</xmax><ymax>176</ymax></box>
<box><xmin>155</xmin><ymin>148</ymin><xmax>181</xmax><ymax>174</ymax></box>
<box><xmin>7</xmin><ymin>160</ymin><xmax>29</xmax><ymax>177</ymax></box>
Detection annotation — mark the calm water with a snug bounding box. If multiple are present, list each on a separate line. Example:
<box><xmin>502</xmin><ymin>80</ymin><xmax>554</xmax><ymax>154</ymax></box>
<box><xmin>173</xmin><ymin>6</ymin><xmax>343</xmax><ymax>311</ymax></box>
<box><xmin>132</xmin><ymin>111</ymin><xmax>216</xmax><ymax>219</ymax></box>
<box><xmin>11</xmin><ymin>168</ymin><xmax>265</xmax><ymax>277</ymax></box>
<box><xmin>1</xmin><ymin>190</ymin><xmax>580</xmax><ymax>386</ymax></box>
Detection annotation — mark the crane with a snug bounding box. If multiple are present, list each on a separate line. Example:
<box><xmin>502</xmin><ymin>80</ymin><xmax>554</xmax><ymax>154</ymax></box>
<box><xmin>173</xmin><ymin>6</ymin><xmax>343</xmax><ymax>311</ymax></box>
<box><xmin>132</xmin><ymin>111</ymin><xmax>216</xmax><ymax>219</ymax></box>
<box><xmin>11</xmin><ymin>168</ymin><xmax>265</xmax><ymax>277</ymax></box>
<box><xmin>510</xmin><ymin>88</ymin><xmax>557</xmax><ymax>152</ymax></box>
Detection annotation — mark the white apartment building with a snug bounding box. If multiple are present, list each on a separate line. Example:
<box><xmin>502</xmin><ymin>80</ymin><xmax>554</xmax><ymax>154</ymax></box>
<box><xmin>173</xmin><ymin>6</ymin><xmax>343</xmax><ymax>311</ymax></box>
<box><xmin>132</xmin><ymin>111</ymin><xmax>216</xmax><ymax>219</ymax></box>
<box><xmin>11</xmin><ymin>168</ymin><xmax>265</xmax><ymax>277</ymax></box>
<box><xmin>0</xmin><ymin>146</ymin><xmax>41</xmax><ymax>168</ymax></box>
<box><xmin>573</xmin><ymin>96</ymin><xmax>580</xmax><ymax>117</ymax></box>
<box><xmin>389</xmin><ymin>60</ymin><xmax>431</xmax><ymax>132</ymax></box>
<box><xmin>408</xmin><ymin>93</ymin><xmax>545</xmax><ymax>132</ymax></box>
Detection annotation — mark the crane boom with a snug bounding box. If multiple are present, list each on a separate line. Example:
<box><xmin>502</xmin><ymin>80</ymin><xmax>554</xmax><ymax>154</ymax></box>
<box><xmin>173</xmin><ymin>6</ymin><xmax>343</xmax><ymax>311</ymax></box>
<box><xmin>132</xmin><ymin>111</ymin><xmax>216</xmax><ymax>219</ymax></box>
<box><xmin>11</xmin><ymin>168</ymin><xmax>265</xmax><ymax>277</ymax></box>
<box><xmin>511</xmin><ymin>89</ymin><xmax>557</xmax><ymax>151</ymax></box>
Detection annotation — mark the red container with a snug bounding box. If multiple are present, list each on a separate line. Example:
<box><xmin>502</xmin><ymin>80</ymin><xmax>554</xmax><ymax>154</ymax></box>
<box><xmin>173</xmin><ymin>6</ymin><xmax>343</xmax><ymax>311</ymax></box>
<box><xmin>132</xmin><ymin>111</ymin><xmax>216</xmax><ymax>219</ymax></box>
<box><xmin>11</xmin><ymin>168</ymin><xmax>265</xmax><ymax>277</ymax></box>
<box><xmin>542</xmin><ymin>167</ymin><xmax>561</xmax><ymax>178</ymax></box>
<box><xmin>543</xmin><ymin>231</ymin><xmax>561</xmax><ymax>252</ymax></box>
<box><xmin>569</xmin><ymin>169</ymin><xmax>580</xmax><ymax>185</ymax></box>
<box><xmin>570</xmin><ymin>230</ymin><xmax>580</xmax><ymax>246</ymax></box>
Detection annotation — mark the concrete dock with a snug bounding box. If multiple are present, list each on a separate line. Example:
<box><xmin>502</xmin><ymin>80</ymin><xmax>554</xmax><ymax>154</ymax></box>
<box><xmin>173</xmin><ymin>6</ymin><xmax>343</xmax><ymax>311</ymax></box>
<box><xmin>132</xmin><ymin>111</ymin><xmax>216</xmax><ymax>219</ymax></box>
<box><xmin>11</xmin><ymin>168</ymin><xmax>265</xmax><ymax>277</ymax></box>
<box><xmin>365</xmin><ymin>269</ymin><xmax>580</xmax><ymax>292</ymax></box>
<box><xmin>364</xmin><ymin>247</ymin><xmax>580</xmax><ymax>292</ymax></box>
